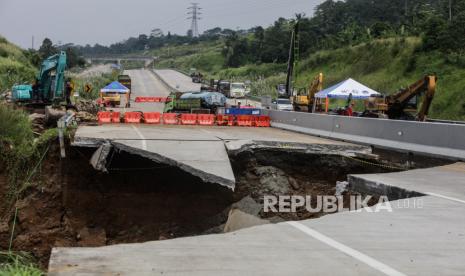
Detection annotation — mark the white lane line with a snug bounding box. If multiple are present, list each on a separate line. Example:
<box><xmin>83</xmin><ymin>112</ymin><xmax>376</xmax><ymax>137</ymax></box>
<box><xmin>424</xmin><ymin>192</ymin><xmax>465</xmax><ymax>204</ymax></box>
<box><xmin>286</xmin><ymin>221</ymin><xmax>406</xmax><ymax>276</ymax></box>
<box><xmin>131</xmin><ymin>125</ymin><xmax>147</xmax><ymax>150</ymax></box>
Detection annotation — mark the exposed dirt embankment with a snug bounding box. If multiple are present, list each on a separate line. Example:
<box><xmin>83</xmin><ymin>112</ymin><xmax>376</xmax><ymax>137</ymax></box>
<box><xmin>0</xmin><ymin>144</ymin><xmax>232</xmax><ymax>268</ymax></box>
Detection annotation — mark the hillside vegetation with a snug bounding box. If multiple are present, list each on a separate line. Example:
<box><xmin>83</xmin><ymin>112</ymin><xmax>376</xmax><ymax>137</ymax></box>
<box><xmin>154</xmin><ymin>36</ymin><xmax>465</xmax><ymax>120</ymax></box>
<box><xmin>0</xmin><ymin>36</ymin><xmax>36</xmax><ymax>93</ymax></box>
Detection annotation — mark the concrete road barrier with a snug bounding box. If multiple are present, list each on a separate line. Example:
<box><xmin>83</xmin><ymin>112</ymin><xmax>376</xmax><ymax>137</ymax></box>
<box><xmin>264</xmin><ymin>110</ymin><xmax>465</xmax><ymax>160</ymax></box>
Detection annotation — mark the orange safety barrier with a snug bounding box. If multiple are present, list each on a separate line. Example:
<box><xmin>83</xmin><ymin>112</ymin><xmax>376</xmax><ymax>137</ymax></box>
<box><xmin>236</xmin><ymin>115</ymin><xmax>254</xmax><ymax>127</ymax></box>
<box><xmin>216</xmin><ymin>115</ymin><xmax>234</xmax><ymax>126</ymax></box>
<box><xmin>198</xmin><ymin>114</ymin><xmax>215</xmax><ymax>125</ymax></box>
<box><xmin>124</xmin><ymin>112</ymin><xmax>142</xmax><ymax>123</ymax></box>
<box><xmin>162</xmin><ymin>113</ymin><xmax>178</xmax><ymax>125</ymax></box>
<box><xmin>143</xmin><ymin>112</ymin><xmax>161</xmax><ymax>124</ymax></box>
<box><xmin>216</xmin><ymin>114</ymin><xmax>227</xmax><ymax>126</ymax></box>
<box><xmin>97</xmin><ymin>111</ymin><xmax>112</xmax><ymax>124</ymax></box>
<box><xmin>111</xmin><ymin>112</ymin><xmax>121</xmax><ymax>123</ymax></box>
<box><xmin>180</xmin><ymin>113</ymin><xmax>198</xmax><ymax>125</ymax></box>
<box><xmin>254</xmin><ymin>115</ymin><xmax>271</xmax><ymax>127</ymax></box>
<box><xmin>135</xmin><ymin>97</ymin><xmax>169</xmax><ymax>103</ymax></box>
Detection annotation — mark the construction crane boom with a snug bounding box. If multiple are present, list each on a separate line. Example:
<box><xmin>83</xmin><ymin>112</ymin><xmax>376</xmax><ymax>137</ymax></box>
<box><xmin>386</xmin><ymin>75</ymin><xmax>437</xmax><ymax>121</ymax></box>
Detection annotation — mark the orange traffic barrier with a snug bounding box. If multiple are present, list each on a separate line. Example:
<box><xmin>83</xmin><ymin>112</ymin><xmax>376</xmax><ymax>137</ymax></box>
<box><xmin>135</xmin><ymin>97</ymin><xmax>169</xmax><ymax>103</ymax></box>
<box><xmin>111</xmin><ymin>112</ymin><xmax>121</xmax><ymax>123</ymax></box>
<box><xmin>216</xmin><ymin>114</ymin><xmax>227</xmax><ymax>126</ymax></box>
<box><xmin>198</xmin><ymin>114</ymin><xmax>215</xmax><ymax>125</ymax></box>
<box><xmin>162</xmin><ymin>113</ymin><xmax>178</xmax><ymax>125</ymax></box>
<box><xmin>254</xmin><ymin>115</ymin><xmax>271</xmax><ymax>127</ymax></box>
<box><xmin>217</xmin><ymin>115</ymin><xmax>235</xmax><ymax>126</ymax></box>
<box><xmin>97</xmin><ymin>111</ymin><xmax>112</xmax><ymax>124</ymax></box>
<box><xmin>143</xmin><ymin>112</ymin><xmax>161</xmax><ymax>124</ymax></box>
<box><xmin>180</xmin><ymin>113</ymin><xmax>198</xmax><ymax>125</ymax></box>
<box><xmin>124</xmin><ymin>112</ymin><xmax>142</xmax><ymax>123</ymax></box>
<box><xmin>236</xmin><ymin>115</ymin><xmax>254</xmax><ymax>127</ymax></box>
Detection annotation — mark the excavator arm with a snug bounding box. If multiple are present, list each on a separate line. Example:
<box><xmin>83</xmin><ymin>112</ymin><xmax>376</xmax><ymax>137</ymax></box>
<box><xmin>38</xmin><ymin>51</ymin><xmax>67</xmax><ymax>102</ymax></box>
<box><xmin>308</xmin><ymin>72</ymin><xmax>323</xmax><ymax>110</ymax></box>
<box><xmin>386</xmin><ymin>75</ymin><xmax>437</xmax><ymax>120</ymax></box>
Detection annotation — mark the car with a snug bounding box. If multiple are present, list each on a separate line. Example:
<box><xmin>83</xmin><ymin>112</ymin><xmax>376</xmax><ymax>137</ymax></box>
<box><xmin>272</xmin><ymin>98</ymin><xmax>294</xmax><ymax>111</ymax></box>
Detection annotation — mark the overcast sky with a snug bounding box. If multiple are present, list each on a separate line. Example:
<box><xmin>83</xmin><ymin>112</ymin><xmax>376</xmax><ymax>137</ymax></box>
<box><xmin>0</xmin><ymin>0</ymin><xmax>324</xmax><ymax>49</ymax></box>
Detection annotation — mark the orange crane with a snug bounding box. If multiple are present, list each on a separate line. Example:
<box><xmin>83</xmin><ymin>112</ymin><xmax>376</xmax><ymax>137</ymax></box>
<box><xmin>364</xmin><ymin>75</ymin><xmax>437</xmax><ymax>121</ymax></box>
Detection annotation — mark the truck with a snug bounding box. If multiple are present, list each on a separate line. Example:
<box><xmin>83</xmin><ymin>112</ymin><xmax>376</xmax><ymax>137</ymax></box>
<box><xmin>229</xmin><ymin>82</ymin><xmax>246</xmax><ymax>98</ymax></box>
<box><xmin>118</xmin><ymin>75</ymin><xmax>131</xmax><ymax>91</ymax></box>
<box><xmin>164</xmin><ymin>91</ymin><xmax>226</xmax><ymax>113</ymax></box>
<box><xmin>117</xmin><ymin>75</ymin><xmax>132</xmax><ymax>107</ymax></box>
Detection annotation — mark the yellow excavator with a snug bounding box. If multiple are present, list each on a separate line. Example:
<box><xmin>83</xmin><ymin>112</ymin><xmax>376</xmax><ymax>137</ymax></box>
<box><xmin>293</xmin><ymin>73</ymin><xmax>324</xmax><ymax>112</ymax></box>
<box><xmin>364</xmin><ymin>75</ymin><xmax>437</xmax><ymax>121</ymax></box>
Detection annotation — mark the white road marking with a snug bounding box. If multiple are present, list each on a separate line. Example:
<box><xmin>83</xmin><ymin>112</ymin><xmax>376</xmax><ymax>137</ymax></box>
<box><xmin>131</xmin><ymin>125</ymin><xmax>147</xmax><ymax>150</ymax></box>
<box><xmin>424</xmin><ymin>192</ymin><xmax>465</xmax><ymax>204</ymax></box>
<box><xmin>287</xmin><ymin>221</ymin><xmax>406</xmax><ymax>276</ymax></box>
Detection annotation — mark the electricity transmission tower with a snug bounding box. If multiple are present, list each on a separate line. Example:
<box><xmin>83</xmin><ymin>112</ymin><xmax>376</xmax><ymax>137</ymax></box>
<box><xmin>187</xmin><ymin>3</ymin><xmax>201</xmax><ymax>37</ymax></box>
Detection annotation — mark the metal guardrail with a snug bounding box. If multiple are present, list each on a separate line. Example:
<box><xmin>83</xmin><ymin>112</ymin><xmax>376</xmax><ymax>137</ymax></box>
<box><xmin>263</xmin><ymin>110</ymin><xmax>465</xmax><ymax>160</ymax></box>
<box><xmin>57</xmin><ymin>113</ymin><xmax>76</xmax><ymax>158</ymax></box>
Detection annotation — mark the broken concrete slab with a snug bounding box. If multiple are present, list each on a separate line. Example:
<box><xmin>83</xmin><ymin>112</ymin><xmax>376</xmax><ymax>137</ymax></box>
<box><xmin>49</xmin><ymin>195</ymin><xmax>465</xmax><ymax>275</ymax></box>
<box><xmin>112</xmin><ymin>139</ymin><xmax>236</xmax><ymax>189</ymax></box>
<box><xmin>73</xmin><ymin>124</ymin><xmax>372</xmax><ymax>190</ymax></box>
<box><xmin>349</xmin><ymin>162</ymin><xmax>465</xmax><ymax>201</ymax></box>
<box><xmin>89</xmin><ymin>142</ymin><xmax>112</xmax><ymax>172</ymax></box>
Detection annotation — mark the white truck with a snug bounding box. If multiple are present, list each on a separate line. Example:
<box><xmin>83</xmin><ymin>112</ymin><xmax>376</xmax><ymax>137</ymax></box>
<box><xmin>229</xmin><ymin>82</ymin><xmax>246</xmax><ymax>98</ymax></box>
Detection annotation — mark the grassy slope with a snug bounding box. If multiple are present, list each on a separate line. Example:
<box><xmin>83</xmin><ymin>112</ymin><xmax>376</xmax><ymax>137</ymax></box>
<box><xmin>154</xmin><ymin>37</ymin><xmax>465</xmax><ymax>120</ymax></box>
<box><xmin>0</xmin><ymin>36</ymin><xmax>36</xmax><ymax>93</ymax></box>
<box><xmin>153</xmin><ymin>40</ymin><xmax>225</xmax><ymax>73</ymax></box>
<box><xmin>294</xmin><ymin>37</ymin><xmax>465</xmax><ymax>120</ymax></box>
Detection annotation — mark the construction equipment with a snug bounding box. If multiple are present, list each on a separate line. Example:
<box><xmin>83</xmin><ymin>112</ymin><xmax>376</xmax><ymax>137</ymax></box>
<box><xmin>12</xmin><ymin>51</ymin><xmax>67</xmax><ymax>105</ymax></box>
<box><xmin>117</xmin><ymin>75</ymin><xmax>132</xmax><ymax>107</ymax></box>
<box><xmin>364</xmin><ymin>75</ymin><xmax>438</xmax><ymax>121</ymax></box>
<box><xmin>284</xmin><ymin>20</ymin><xmax>299</xmax><ymax>100</ymax></box>
<box><xmin>164</xmin><ymin>91</ymin><xmax>226</xmax><ymax>113</ymax></box>
<box><xmin>118</xmin><ymin>75</ymin><xmax>131</xmax><ymax>91</ymax></box>
<box><xmin>293</xmin><ymin>73</ymin><xmax>324</xmax><ymax>112</ymax></box>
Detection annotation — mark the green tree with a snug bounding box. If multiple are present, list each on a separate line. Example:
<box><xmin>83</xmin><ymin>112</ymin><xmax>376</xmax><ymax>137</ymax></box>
<box><xmin>38</xmin><ymin>38</ymin><xmax>57</xmax><ymax>58</ymax></box>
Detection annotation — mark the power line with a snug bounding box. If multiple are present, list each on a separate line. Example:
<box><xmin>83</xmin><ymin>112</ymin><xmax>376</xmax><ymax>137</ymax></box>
<box><xmin>187</xmin><ymin>3</ymin><xmax>202</xmax><ymax>37</ymax></box>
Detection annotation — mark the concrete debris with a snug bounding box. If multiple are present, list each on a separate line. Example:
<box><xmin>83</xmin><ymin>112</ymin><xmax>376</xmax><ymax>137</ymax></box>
<box><xmin>223</xmin><ymin>209</ymin><xmax>269</xmax><ymax>233</ymax></box>
<box><xmin>89</xmin><ymin>142</ymin><xmax>112</xmax><ymax>172</ymax></box>
<box><xmin>74</xmin><ymin>99</ymin><xmax>103</xmax><ymax>115</ymax></box>
<box><xmin>335</xmin><ymin>181</ymin><xmax>349</xmax><ymax>196</ymax></box>
<box><xmin>75</xmin><ymin>111</ymin><xmax>97</xmax><ymax>122</ymax></box>
<box><xmin>231</xmin><ymin>196</ymin><xmax>262</xmax><ymax>216</ymax></box>
<box><xmin>288</xmin><ymin>176</ymin><xmax>300</xmax><ymax>190</ymax></box>
<box><xmin>254</xmin><ymin>166</ymin><xmax>291</xmax><ymax>196</ymax></box>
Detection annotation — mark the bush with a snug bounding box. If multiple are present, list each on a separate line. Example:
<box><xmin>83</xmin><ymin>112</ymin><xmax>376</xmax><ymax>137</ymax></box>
<box><xmin>0</xmin><ymin>251</ymin><xmax>43</xmax><ymax>276</ymax></box>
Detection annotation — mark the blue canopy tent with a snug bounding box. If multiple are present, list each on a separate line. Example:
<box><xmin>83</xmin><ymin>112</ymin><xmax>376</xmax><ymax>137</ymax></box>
<box><xmin>99</xmin><ymin>81</ymin><xmax>130</xmax><ymax>108</ymax></box>
<box><xmin>100</xmin><ymin>81</ymin><xmax>129</xmax><ymax>93</ymax></box>
<box><xmin>314</xmin><ymin>78</ymin><xmax>380</xmax><ymax>112</ymax></box>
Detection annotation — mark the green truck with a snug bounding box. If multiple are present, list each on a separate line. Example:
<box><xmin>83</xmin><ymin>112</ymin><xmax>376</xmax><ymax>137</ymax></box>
<box><xmin>164</xmin><ymin>94</ymin><xmax>201</xmax><ymax>113</ymax></box>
